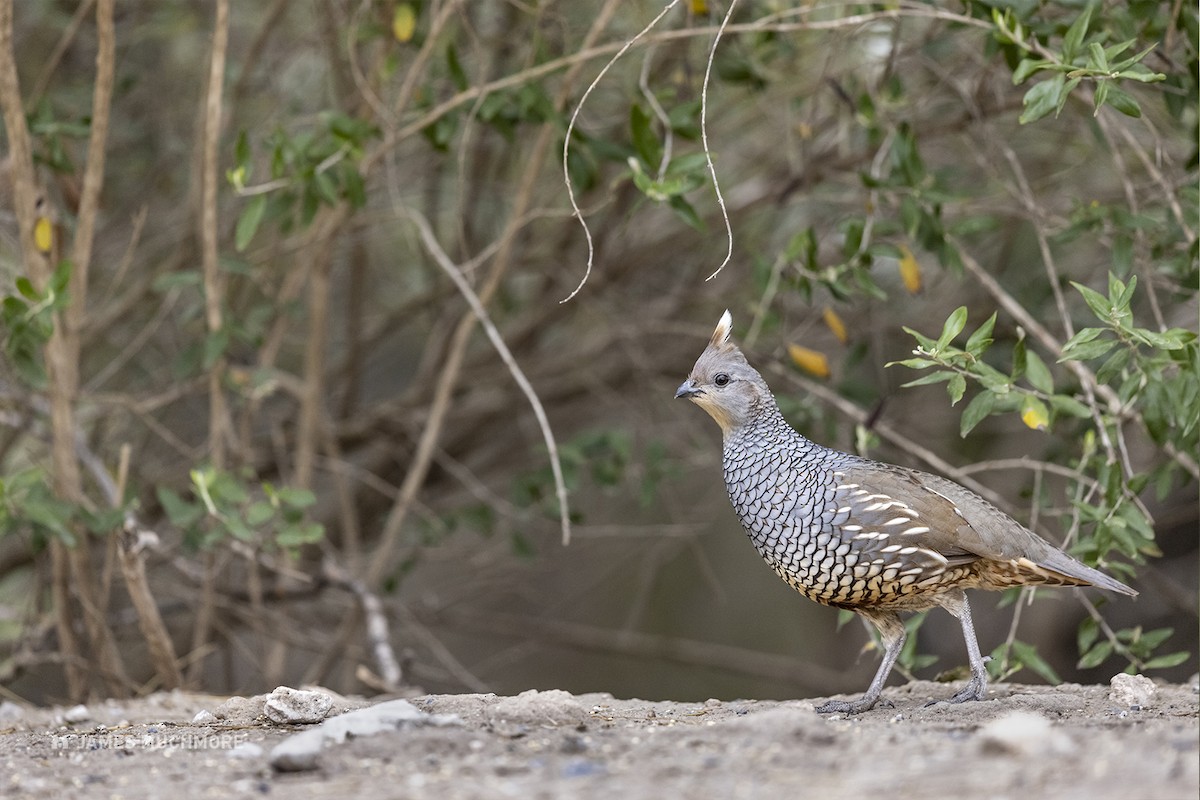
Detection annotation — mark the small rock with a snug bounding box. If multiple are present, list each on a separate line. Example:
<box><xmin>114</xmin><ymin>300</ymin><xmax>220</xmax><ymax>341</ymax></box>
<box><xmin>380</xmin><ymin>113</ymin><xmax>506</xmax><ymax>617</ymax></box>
<box><xmin>192</xmin><ymin>709</ymin><xmax>217</xmax><ymax>724</ymax></box>
<box><xmin>63</xmin><ymin>705</ymin><xmax>91</xmax><ymax>724</ymax></box>
<box><xmin>0</xmin><ymin>700</ymin><xmax>24</xmax><ymax>721</ymax></box>
<box><xmin>264</xmin><ymin>686</ymin><xmax>333</xmax><ymax>725</ymax></box>
<box><xmin>977</xmin><ymin>711</ymin><xmax>1075</xmax><ymax>757</ymax></box>
<box><xmin>487</xmin><ymin>689</ymin><xmax>587</xmax><ymax>728</ymax></box>
<box><xmin>227</xmin><ymin>742</ymin><xmax>264</xmax><ymax>760</ymax></box>
<box><xmin>1109</xmin><ymin>673</ymin><xmax>1157</xmax><ymax>709</ymax></box>
<box><xmin>213</xmin><ymin>695</ymin><xmax>262</xmax><ymax>724</ymax></box>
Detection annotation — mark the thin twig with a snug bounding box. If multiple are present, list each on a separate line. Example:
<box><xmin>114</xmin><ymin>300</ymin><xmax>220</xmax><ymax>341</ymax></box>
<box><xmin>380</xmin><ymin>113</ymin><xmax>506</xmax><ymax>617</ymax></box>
<box><xmin>403</xmin><ymin>207</ymin><xmax>572</xmax><ymax>546</ymax></box>
<box><xmin>27</xmin><ymin>0</ymin><xmax>96</xmax><ymax>107</ymax></box>
<box><xmin>191</xmin><ymin>0</ymin><xmax>231</xmax><ymax>685</ymax></box>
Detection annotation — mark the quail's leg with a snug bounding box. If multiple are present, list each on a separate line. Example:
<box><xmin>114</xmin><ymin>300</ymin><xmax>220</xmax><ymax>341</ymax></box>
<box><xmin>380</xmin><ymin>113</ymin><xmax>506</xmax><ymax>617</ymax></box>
<box><xmin>815</xmin><ymin>610</ymin><xmax>905</xmax><ymax>715</ymax></box>
<box><xmin>937</xmin><ymin>590</ymin><xmax>990</xmax><ymax>704</ymax></box>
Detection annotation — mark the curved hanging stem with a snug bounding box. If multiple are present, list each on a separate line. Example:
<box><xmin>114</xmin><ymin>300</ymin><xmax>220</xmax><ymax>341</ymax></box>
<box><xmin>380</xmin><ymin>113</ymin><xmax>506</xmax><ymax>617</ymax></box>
<box><xmin>560</xmin><ymin>0</ymin><xmax>680</xmax><ymax>304</ymax></box>
<box><xmin>702</xmin><ymin>0</ymin><xmax>738</xmax><ymax>282</ymax></box>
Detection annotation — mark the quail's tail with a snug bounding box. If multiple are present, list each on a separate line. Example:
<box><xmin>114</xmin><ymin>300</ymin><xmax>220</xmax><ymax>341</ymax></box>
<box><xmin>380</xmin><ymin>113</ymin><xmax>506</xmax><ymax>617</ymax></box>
<box><xmin>1035</xmin><ymin>548</ymin><xmax>1137</xmax><ymax>596</ymax></box>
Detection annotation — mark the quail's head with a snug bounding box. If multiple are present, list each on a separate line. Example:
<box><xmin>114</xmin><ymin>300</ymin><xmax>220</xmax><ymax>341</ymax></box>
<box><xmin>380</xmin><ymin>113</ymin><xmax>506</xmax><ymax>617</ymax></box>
<box><xmin>675</xmin><ymin>311</ymin><xmax>772</xmax><ymax>436</ymax></box>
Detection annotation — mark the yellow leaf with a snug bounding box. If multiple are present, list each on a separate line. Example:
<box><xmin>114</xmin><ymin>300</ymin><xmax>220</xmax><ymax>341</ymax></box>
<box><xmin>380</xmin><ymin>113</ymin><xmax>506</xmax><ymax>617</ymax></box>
<box><xmin>898</xmin><ymin>243</ymin><xmax>922</xmax><ymax>294</ymax></box>
<box><xmin>1020</xmin><ymin>396</ymin><xmax>1049</xmax><ymax>431</ymax></box>
<box><xmin>34</xmin><ymin>216</ymin><xmax>53</xmax><ymax>253</ymax></box>
<box><xmin>788</xmin><ymin>344</ymin><xmax>830</xmax><ymax>379</ymax></box>
<box><xmin>690</xmin><ymin>0</ymin><xmax>709</xmax><ymax>14</ymax></box>
<box><xmin>822</xmin><ymin>306</ymin><xmax>848</xmax><ymax>344</ymax></box>
<box><xmin>393</xmin><ymin>4</ymin><xmax>416</xmax><ymax>43</ymax></box>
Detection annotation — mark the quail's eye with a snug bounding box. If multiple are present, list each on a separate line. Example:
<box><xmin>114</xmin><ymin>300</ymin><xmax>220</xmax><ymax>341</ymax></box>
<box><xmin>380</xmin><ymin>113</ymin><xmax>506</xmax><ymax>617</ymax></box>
<box><xmin>714</xmin><ymin>373</ymin><xmax>730</xmax><ymax>387</ymax></box>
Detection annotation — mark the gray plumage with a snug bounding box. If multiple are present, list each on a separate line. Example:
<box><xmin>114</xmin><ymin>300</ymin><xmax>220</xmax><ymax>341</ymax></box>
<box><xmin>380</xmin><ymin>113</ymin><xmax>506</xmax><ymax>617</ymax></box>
<box><xmin>676</xmin><ymin>310</ymin><xmax>1135</xmax><ymax>714</ymax></box>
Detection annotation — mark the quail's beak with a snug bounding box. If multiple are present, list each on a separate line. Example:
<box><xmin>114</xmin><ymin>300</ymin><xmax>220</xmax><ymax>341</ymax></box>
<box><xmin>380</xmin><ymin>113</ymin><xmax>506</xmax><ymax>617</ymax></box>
<box><xmin>674</xmin><ymin>378</ymin><xmax>702</xmax><ymax>399</ymax></box>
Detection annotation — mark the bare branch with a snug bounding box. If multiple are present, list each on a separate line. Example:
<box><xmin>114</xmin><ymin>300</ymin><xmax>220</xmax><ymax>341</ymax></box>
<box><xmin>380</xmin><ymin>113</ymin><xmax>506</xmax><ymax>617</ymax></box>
<box><xmin>403</xmin><ymin>206</ymin><xmax>572</xmax><ymax>546</ymax></box>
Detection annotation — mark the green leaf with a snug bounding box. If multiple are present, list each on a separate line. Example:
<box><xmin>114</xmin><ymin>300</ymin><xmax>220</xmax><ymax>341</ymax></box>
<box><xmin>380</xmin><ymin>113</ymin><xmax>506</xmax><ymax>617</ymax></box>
<box><xmin>1024</xmin><ymin>350</ymin><xmax>1054</xmax><ymax>393</ymax></box>
<box><xmin>278</xmin><ymin>487</ymin><xmax>317</xmax><ymax>508</ymax></box>
<box><xmin>226</xmin><ymin>517</ymin><xmax>255</xmax><ymax>541</ymax></box>
<box><xmin>277</xmin><ymin>520</ymin><xmax>325</xmax><ymax>547</ymax></box>
<box><xmin>1144</xmin><ymin>652</ymin><xmax>1191</xmax><ymax>669</ymax></box>
<box><xmin>1059</xmin><ymin>337</ymin><xmax>1115</xmax><ymax>363</ymax></box>
<box><xmin>629</xmin><ymin>103</ymin><xmax>661</xmax><ymax>170</ymax></box>
<box><xmin>1012</xmin><ymin>58</ymin><xmax>1055</xmax><ymax>85</ymax></box>
<box><xmin>1078</xmin><ymin>639</ymin><xmax>1113</xmax><ymax>669</ymax></box>
<box><xmin>965</xmin><ymin>312</ymin><xmax>996</xmax><ymax>356</ymax></box>
<box><xmin>1056</xmin><ymin>75</ymin><xmax>1081</xmax><ymax>117</ymax></box>
<box><xmin>960</xmin><ymin>391</ymin><xmax>996</xmax><ymax>436</ymax></box>
<box><xmin>1103</xmin><ymin>85</ymin><xmax>1142</xmax><ymax>118</ymax></box>
<box><xmin>900</xmin><ymin>371</ymin><xmax>955</xmax><ymax>387</ymax></box>
<box><xmin>947</xmin><ymin>374</ymin><xmax>966</xmax><ymax>406</ymax></box>
<box><xmin>1011</xmin><ymin>640</ymin><xmax>1062</xmax><ymax>684</ymax></box>
<box><xmin>157</xmin><ymin>487</ymin><xmax>203</xmax><ymax>528</ymax></box>
<box><xmin>1061</xmin><ymin>4</ymin><xmax>1093</xmax><ymax>64</ymax></box>
<box><xmin>445</xmin><ymin>42</ymin><xmax>469</xmax><ymax>91</ymax></box>
<box><xmin>235</xmin><ymin>195</ymin><xmax>267</xmax><ymax>252</ymax></box>
<box><xmin>1010</xmin><ymin>330</ymin><xmax>1027</xmax><ymax>381</ymax></box>
<box><xmin>14</xmin><ymin>276</ymin><xmax>38</xmax><ymax>301</ymax></box>
<box><xmin>1071</xmin><ymin>281</ymin><xmax>1112</xmax><ymax>319</ymax></box>
<box><xmin>1020</xmin><ymin>74</ymin><xmax>1064</xmax><ymax>124</ymax></box>
<box><xmin>1048</xmin><ymin>394</ymin><xmax>1092</xmax><ymax>418</ymax></box>
<box><xmin>668</xmin><ymin>195</ymin><xmax>704</xmax><ymax>231</ymax></box>
<box><xmin>1077</xmin><ymin>616</ymin><xmax>1099</xmax><ymax>654</ymax></box>
<box><xmin>246</xmin><ymin>501</ymin><xmax>275</xmax><ymax>526</ymax></box>
<box><xmin>935</xmin><ymin>306</ymin><xmax>968</xmax><ymax>351</ymax></box>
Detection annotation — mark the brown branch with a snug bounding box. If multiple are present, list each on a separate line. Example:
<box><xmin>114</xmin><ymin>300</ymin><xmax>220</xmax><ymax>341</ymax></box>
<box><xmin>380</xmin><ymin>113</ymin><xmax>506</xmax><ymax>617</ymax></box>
<box><xmin>200</xmin><ymin>0</ymin><xmax>232</xmax><ymax>470</ymax></box>
<box><xmin>294</xmin><ymin>206</ymin><xmax>347</xmax><ymax>489</ymax></box>
<box><xmin>0</xmin><ymin>0</ymin><xmax>88</xmax><ymax>700</ymax></box>
<box><xmin>112</xmin><ymin>444</ymin><xmax>183</xmax><ymax>690</ymax></box>
<box><xmin>190</xmin><ymin>0</ymin><xmax>231</xmax><ymax>686</ymax></box>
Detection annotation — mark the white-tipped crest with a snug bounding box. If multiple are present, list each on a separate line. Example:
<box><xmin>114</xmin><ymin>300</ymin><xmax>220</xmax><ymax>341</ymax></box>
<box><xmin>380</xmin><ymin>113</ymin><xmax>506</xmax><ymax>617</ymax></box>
<box><xmin>710</xmin><ymin>310</ymin><xmax>733</xmax><ymax>348</ymax></box>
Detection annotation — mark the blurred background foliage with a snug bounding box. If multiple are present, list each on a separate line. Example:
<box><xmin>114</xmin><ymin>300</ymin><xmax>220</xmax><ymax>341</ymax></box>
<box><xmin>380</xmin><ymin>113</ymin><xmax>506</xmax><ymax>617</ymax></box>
<box><xmin>0</xmin><ymin>0</ymin><xmax>1195</xmax><ymax>704</ymax></box>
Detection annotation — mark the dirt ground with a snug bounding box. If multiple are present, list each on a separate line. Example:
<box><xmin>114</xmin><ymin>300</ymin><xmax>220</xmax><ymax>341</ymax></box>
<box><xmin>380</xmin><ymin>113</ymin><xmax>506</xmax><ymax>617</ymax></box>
<box><xmin>1</xmin><ymin>679</ymin><xmax>1196</xmax><ymax>800</ymax></box>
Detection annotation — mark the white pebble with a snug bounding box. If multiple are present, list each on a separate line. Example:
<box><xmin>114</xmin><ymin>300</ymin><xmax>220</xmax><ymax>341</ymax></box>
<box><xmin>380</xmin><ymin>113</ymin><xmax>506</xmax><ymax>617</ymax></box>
<box><xmin>63</xmin><ymin>705</ymin><xmax>91</xmax><ymax>724</ymax></box>
<box><xmin>1108</xmin><ymin>673</ymin><xmax>1157</xmax><ymax>708</ymax></box>
<box><xmin>264</xmin><ymin>686</ymin><xmax>333</xmax><ymax>725</ymax></box>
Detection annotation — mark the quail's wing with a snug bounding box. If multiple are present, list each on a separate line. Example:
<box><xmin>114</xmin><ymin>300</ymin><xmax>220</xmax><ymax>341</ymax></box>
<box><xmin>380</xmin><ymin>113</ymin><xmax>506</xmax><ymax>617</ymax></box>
<box><xmin>829</xmin><ymin>462</ymin><xmax>987</xmax><ymax>568</ymax></box>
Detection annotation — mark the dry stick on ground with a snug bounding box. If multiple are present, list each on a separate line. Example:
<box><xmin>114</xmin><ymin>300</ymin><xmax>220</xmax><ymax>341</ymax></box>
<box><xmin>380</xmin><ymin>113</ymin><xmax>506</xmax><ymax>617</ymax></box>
<box><xmin>322</xmin><ymin>559</ymin><xmax>402</xmax><ymax>689</ymax></box>
<box><xmin>189</xmin><ymin>0</ymin><xmax>231</xmax><ymax>688</ymax></box>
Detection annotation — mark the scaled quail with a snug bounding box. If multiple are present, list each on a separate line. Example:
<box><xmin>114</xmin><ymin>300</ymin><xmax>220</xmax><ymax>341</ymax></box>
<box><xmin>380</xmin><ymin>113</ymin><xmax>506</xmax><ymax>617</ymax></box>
<box><xmin>675</xmin><ymin>311</ymin><xmax>1136</xmax><ymax>714</ymax></box>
